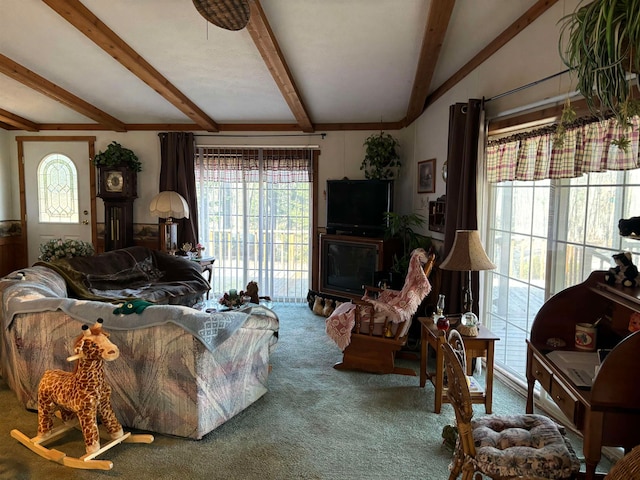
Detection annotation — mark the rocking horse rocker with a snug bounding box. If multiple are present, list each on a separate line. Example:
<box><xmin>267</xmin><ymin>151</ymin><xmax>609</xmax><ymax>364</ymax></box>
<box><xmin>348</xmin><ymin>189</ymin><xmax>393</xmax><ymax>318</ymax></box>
<box><xmin>11</xmin><ymin>318</ymin><xmax>153</xmax><ymax>470</ymax></box>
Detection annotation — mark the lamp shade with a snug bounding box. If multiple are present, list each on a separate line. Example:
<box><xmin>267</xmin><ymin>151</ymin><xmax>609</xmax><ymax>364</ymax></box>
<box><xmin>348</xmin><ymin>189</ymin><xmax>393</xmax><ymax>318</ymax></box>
<box><xmin>149</xmin><ymin>191</ymin><xmax>190</xmax><ymax>220</ymax></box>
<box><xmin>440</xmin><ymin>230</ymin><xmax>496</xmax><ymax>271</ymax></box>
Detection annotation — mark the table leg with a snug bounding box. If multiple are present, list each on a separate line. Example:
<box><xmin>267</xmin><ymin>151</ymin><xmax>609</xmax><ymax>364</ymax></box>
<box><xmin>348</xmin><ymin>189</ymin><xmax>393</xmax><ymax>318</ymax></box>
<box><xmin>434</xmin><ymin>338</ymin><xmax>444</xmax><ymax>413</ymax></box>
<box><xmin>485</xmin><ymin>341</ymin><xmax>494</xmax><ymax>414</ymax></box>
<box><xmin>420</xmin><ymin>325</ymin><xmax>427</xmax><ymax>388</ymax></box>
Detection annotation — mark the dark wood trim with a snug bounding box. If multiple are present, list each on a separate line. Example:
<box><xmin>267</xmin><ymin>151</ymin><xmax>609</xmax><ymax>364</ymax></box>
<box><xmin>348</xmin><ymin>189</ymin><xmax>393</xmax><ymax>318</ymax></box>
<box><xmin>311</xmin><ymin>150</ymin><xmax>320</xmax><ymax>291</ymax></box>
<box><xmin>0</xmin><ymin>53</ymin><xmax>126</xmax><ymax>132</ymax></box>
<box><xmin>30</xmin><ymin>122</ymin><xmax>405</xmax><ymax>132</ymax></box>
<box><xmin>16</xmin><ymin>140</ymin><xmax>27</xmax><ymax>264</ymax></box>
<box><xmin>425</xmin><ymin>0</ymin><xmax>560</xmax><ymax>110</ymax></box>
<box><xmin>0</xmin><ymin>108</ymin><xmax>38</xmax><ymax>131</ymax></box>
<box><xmin>246</xmin><ymin>0</ymin><xmax>314</xmax><ymax>133</ymax></box>
<box><xmin>16</xmin><ymin>135</ymin><xmax>97</xmax><ymax>142</ymax></box>
<box><xmin>0</xmin><ymin>121</ymin><xmax>17</xmax><ymax>130</ymax></box>
<box><xmin>42</xmin><ymin>0</ymin><xmax>219</xmax><ymax>132</ymax></box>
<box><xmin>0</xmin><ymin>234</ymin><xmax>27</xmax><ymax>276</ymax></box>
<box><xmin>404</xmin><ymin>0</ymin><xmax>456</xmax><ymax>126</ymax></box>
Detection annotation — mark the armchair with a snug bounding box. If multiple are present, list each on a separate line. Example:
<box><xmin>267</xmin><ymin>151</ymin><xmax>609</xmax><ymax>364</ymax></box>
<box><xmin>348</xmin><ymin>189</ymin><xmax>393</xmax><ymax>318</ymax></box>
<box><xmin>442</xmin><ymin>333</ymin><xmax>580</xmax><ymax>480</ymax></box>
<box><xmin>325</xmin><ymin>248</ymin><xmax>436</xmax><ymax>375</ymax></box>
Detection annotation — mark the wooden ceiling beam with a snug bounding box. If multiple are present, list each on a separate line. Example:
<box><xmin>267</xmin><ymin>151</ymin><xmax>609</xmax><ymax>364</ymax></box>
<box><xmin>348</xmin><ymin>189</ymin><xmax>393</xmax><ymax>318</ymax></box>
<box><xmin>42</xmin><ymin>0</ymin><xmax>219</xmax><ymax>132</ymax></box>
<box><xmin>0</xmin><ymin>108</ymin><xmax>39</xmax><ymax>131</ymax></box>
<box><xmin>0</xmin><ymin>53</ymin><xmax>126</xmax><ymax>131</ymax></box>
<box><xmin>404</xmin><ymin>0</ymin><xmax>456</xmax><ymax>126</ymax></box>
<box><xmin>424</xmin><ymin>0</ymin><xmax>560</xmax><ymax>110</ymax></box>
<box><xmin>246</xmin><ymin>0</ymin><xmax>314</xmax><ymax>133</ymax></box>
<box><xmin>0</xmin><ymin>121</ymin><xmax>17</xmax><ymax>130</ymax></box>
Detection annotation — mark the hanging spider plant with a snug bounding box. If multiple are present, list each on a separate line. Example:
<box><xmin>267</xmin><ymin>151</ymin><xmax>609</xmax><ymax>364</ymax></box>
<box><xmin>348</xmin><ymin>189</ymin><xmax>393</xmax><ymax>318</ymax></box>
<box><xmin>559</xmin><ymin>0</ymin><xmax>640</xmax><ymax>148</ymax></box>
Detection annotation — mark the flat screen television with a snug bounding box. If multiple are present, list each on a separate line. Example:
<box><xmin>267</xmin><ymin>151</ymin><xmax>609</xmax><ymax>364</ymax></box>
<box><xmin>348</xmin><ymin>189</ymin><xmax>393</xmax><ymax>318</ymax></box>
<box><xmin>326</xmin><ymin>179</ymin><xmax>393</xmax><ymax>236</ymax></box>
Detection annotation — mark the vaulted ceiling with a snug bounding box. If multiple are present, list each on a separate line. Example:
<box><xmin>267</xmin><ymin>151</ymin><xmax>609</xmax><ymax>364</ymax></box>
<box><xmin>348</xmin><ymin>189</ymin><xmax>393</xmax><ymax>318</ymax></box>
<box><xmin>0</xmin><ymin>0</ymin><xmax>555</xmax><ymax>133</ymax></box>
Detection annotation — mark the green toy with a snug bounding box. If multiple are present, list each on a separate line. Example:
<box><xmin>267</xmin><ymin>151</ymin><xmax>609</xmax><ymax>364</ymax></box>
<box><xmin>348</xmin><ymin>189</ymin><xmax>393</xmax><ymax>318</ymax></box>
<box><xmin>113</xmin><ymin>299</ymin><xmax>153</xmax><ymax>315</ymax></box>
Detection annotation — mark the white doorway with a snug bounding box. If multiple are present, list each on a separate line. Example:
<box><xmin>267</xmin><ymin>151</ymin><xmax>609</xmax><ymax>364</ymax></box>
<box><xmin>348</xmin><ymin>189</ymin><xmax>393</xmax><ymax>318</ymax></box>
<box><xmin>23</xmin><ymin>140</ymin><xmax>94</xmax><ymax>266</ymax></box>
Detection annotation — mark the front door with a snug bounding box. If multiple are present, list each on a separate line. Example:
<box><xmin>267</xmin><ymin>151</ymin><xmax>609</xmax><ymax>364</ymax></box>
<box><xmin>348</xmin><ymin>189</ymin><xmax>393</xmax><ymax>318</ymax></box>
<box><xmin>24</xmin><ymin>141</ymin><xmax>93</xmax><ymax>265</ymax></box>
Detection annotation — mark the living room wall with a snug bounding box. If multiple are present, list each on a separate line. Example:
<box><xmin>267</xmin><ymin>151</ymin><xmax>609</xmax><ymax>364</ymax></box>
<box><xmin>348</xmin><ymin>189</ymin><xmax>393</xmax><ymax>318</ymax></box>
<box><xmin>0</xmin><ymin>0</ymin><xmax>579</xmax><ymax>273</ymax></box>
<box><xmin>0</xmin><ymin>129</ymin><xmax>413</xmax><ymax>226</ymax></box>
<box><xmin>408</xmin><ymin>0</ymin><xmax>578</xmax><ymax>236</ymax></box>
<box><xmin>0</xmin><ymin>128</ymin><xmax>414</xmax><ymax>273</ymax></box>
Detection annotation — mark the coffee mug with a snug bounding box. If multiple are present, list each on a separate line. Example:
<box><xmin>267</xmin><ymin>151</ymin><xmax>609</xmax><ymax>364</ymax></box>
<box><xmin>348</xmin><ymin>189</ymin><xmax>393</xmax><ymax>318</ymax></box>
<box><xmin>575</xmin><ymin>322</ymin><xmax>597</xmax><ymax>351</ymax></box>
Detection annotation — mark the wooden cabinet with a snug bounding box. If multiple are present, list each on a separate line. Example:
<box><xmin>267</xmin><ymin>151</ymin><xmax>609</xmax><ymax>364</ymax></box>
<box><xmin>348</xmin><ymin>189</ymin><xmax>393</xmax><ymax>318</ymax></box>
<box><xmin>526</xmin><ymin>270</ymin><xmax>640</xmax><ymax>480</ymax></box>
<box><xmin>97</xmin><ymin>165</ymin><xmax>137</xmax><ymax>252</ymax></box>
<box><xmin>428</xmin><ymin>197</ymin><xmax>445</xmax><ymax>232</ymax></box>
<box><xmin>319</xmin><ymin>234</ymin><xmax>397</xmax><ymax>299</ymax></box>
<box><xmin>103</xmin><ymin>201</ymin><xmax>134</xmax><ymax>251</ymax></box>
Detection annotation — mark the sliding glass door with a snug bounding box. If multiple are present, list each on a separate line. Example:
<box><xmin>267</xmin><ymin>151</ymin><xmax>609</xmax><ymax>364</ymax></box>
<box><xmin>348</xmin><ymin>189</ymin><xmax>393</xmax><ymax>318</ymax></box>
<box><xmin>195</xmin><ymin>147</ymin><xmax>315</xmax><ymax>302</ymax></box>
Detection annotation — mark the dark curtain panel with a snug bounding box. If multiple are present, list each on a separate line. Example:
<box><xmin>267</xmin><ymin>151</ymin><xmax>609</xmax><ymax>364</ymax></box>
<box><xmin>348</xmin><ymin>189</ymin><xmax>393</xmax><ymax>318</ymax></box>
<box><xmin>442</xmin><ymin>99</ymin><xmax>483</xmax><ymax>315</ymax></box>
<box><xmin>158</xmin><ymin>132</ymin><xmax>198</xmax><ymax>247</ymax></box>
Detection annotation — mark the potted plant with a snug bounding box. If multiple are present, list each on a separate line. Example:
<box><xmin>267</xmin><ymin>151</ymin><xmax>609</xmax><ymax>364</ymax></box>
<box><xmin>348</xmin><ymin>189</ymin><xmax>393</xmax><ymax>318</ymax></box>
<box><xmin>360</xmin><ymin>132</ymin><xmax>401</xmax><ymax>180</ymax></box>
<box><xmin>384</xmin><ymin>212</ymin><xmax>433</xmax><ymax>287</ymax></box>
<box><xmin>93</xmin><ymin>141</ymin><xmax>142</xmax><ymax>172</ymax></box>
<box><xmin>559</xmin><ymin>0</ymin><xmax>640</xmax><ymax>148</ymax></box>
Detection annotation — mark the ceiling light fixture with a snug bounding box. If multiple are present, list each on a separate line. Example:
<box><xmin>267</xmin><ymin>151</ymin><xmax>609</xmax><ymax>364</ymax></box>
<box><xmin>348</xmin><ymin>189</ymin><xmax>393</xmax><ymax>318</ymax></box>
<box><xmin>192</xmin><ymin>0</ymin><xmax>251</xmax><ymax>31</ymax></box>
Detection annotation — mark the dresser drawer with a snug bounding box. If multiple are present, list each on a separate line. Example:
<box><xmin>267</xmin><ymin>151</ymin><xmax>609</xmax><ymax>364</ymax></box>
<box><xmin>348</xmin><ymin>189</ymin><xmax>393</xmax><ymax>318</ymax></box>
<box><xmin>550</xmin><ymin>376</ymin><xmax>580</xmax><ymax>427</ymax></box>
<box><xmin>531</xmin><ymin>354</ymin><xmax>553</xmax><ymax>391</ymax></box>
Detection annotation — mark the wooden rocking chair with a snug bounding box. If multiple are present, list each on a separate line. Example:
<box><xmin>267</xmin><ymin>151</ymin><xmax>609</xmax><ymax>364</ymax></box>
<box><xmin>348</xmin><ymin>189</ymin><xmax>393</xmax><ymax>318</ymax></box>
<box><xmin>327</xmin><ymin>248</ymin><xmax>436</xmax><ymax>375</ymax></box>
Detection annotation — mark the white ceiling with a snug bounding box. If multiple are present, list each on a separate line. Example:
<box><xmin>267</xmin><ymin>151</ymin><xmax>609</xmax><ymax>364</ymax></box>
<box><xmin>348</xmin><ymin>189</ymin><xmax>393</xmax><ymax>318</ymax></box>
<box><xmin>0</xmin><ymin>0</ymin><xmax>541</xmax><ymax>131</ymax></box>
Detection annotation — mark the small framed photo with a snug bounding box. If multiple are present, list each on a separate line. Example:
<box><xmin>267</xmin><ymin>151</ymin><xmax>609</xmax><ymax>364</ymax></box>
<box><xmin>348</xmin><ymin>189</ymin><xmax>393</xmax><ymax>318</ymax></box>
<box><xmin>417</xmin><ymin>159</ymin><xmax>435</xmax><ymax>194</ymax></box>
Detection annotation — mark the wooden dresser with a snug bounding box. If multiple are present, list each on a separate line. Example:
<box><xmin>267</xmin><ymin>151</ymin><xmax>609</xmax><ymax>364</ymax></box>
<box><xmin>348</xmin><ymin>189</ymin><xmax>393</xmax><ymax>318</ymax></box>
<box><xmin>526</xmin><ymin>270</ymin><xmax>640</xmax><ymax>480</ymax></box>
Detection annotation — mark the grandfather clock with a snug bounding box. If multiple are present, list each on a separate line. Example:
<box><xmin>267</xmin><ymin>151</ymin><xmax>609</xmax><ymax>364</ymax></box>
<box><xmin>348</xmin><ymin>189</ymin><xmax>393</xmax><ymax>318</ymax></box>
<box><xmin>97</xmin><ymin>165</ymin><xmax>137</xmax><ymax>251</ymax></box>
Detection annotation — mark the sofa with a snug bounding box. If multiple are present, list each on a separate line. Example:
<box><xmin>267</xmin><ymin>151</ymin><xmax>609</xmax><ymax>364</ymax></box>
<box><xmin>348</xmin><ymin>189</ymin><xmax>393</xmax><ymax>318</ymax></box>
<box><xmin>35</xmin><ymin>246</ymin><xmax>210</xmax><ymax>307</ymax></box>
<box><xmin>0</xmin><ymin>260</ymin><xmax>279</xmax><ymax>440</ymax></box>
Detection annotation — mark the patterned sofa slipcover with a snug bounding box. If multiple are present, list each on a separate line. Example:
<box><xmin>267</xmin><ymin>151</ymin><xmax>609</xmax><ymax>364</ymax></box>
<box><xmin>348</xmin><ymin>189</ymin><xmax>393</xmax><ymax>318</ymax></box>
<box><xmin>0</xmin><ymin>266</ymin><xmax>279</xmax><ymax>439</ymax></box>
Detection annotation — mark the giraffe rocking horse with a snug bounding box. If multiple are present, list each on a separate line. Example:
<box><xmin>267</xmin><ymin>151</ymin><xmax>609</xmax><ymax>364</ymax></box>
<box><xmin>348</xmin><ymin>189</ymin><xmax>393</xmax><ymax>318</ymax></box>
<box><xmin>11</xmin><ymin>318</ymin><xmax>153</xmax><ymax>470</ymax></box>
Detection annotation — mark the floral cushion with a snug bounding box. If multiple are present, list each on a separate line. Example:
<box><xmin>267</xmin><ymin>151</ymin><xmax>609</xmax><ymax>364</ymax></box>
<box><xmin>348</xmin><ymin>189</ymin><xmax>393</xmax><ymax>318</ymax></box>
<box><xmin>472</xmin><ymin>414</ymin><xmax>580</xmax><ymax>479</ymax></box>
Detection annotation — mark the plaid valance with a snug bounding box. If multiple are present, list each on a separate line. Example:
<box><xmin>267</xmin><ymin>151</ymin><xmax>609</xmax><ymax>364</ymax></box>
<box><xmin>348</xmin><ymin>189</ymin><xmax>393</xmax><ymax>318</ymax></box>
<box><xmin>486</xmin><ymin>116</ymin><xmax>640</xmax><ymax>183</ymax></box>
<box><xmin>195</xmin><ymin>147</ymin><xmax>314</xmax><ymax>183</ymax></box>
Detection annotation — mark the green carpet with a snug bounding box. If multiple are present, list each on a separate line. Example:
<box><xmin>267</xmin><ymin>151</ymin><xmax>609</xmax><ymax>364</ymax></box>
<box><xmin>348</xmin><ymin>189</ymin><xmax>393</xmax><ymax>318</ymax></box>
<box><xmin>0</xmin><ymin>304</ymin><xmax>592</xmax><ymax>479</ymax></box>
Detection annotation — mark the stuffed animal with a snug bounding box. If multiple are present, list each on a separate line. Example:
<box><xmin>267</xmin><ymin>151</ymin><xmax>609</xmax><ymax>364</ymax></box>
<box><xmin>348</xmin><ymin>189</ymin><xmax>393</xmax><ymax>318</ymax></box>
<box><xmin>322</xmin><ymin>299</ymin><xmax>335</xmax><ymax>317</ymax></box>
<box><xmin>245</xmin><ymin>281</ymin><xmax>271</xmax><ymax>304</ymax></box>
<box><xmin>618</xmin><ymin>217</ymin><xmax>640</xmax><ymax>237</ymax></box>
<box><xmin>113</xmin><ymin>299</ymin><xmax>152</xmax><ymax>315</ymax></box>
<box><xmin>604</xmin><ymin>252</ymin><xmax>638</xmax><ymax>287</ymax></box>
<box><xmin>312</xmin><ymin>296</ymin><xmax>324</xmax><ymax>315</ymax></box>
<box><xmin>35</xmin><ymin>319</ymin><xmax>124</xmax><ymax>454</ymax></box>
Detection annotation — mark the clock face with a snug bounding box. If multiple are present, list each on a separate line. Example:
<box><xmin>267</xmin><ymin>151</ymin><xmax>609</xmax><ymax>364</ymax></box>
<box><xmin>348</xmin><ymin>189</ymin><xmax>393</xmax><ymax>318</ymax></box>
<box><xmin>106</xmin><ymin>171</ymin><xmax>124</xmax><ymax>192</ymax></box>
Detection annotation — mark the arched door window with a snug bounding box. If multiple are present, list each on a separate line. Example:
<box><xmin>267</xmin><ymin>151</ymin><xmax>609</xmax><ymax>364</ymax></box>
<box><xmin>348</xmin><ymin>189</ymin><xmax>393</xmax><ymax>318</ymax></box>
<box><xmin>37</xmin><ymin>153</ymin><xmax>79</xmax><ymax>223</ymax></box>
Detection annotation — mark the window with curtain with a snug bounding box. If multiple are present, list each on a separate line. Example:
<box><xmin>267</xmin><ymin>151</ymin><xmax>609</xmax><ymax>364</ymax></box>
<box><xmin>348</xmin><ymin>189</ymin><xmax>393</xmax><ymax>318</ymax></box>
<box><xmin>195</xmin><ymin>147</ymin><xmax>315</xmax><ymax>303</ymax></box>
<box><xmin>482</xmin><ymin>116</ymin><xmax>640</xmax><ymax>382</ymax></box>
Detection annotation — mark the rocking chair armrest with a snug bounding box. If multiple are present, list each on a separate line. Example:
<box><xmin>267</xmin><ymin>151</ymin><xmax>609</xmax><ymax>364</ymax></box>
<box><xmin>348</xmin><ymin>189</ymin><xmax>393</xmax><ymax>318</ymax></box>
<box><xmin>352</xmin><ymin>298</ymin><xmax>376</xmax><ymax>335</ymax></box>
<box><xmin>362</xmin><ymin>285</ymin><xmax>384</xmax><ymax>297</ymax></box>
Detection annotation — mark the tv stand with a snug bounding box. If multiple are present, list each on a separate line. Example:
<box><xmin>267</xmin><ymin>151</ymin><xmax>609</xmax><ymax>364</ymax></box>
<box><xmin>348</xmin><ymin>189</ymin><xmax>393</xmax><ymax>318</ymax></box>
<box><xmin>319</xmin><ymin>234</ymin><xmax>396</xmax><ymax>299</ymax></box>
<box><xmin>332</xmin><ymin>229</ymin><xmax>383</xmax><ymax>238</ymax></box>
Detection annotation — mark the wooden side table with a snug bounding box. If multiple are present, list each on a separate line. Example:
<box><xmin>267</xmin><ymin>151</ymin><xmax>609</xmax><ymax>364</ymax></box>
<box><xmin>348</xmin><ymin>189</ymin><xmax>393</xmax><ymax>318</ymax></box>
<box><xmin>192</xmin><ymin>256</ymin><xmax>215</xmax><ymax>299</ymax></box>
<box><xmin>419</xmin><ymin>317</ymin><xmax>499</xmax><ymax>413</ymax></box>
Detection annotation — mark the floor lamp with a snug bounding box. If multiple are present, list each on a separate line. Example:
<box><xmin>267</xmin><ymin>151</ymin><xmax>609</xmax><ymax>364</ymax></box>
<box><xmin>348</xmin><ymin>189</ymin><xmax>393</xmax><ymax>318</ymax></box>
<box><xmin>149</xmin><ymin>191</ymin><xmax>190</xmax><ymax>255</ymax></box>
<box><xmin>440</xmin><ymin>230</ymin><xmax>496</xmax><ymax>333</ymax></box>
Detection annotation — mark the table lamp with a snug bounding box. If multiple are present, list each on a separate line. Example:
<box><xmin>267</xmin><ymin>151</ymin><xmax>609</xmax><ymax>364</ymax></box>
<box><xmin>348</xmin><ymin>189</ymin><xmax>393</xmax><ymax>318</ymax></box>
<box><xmin>440</xmin><ymin>230</ymin><xmax>496</xmax><ymax>330</ymax></box>
<box><xmin>149</xmin><ymin>191</ymin><xmax>190</xmax><ymax>254</ymax></box>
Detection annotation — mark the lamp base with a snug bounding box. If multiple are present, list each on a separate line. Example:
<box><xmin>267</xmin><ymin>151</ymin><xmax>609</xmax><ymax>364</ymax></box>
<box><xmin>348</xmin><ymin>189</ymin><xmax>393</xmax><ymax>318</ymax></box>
<box><xmin>458</xmin><ymin>324</ymin><xmax>478</xmax><ymax>337</ymax></box>
<box><xmin>162</xmin><ymin>221</ymin><xmax>178</xmax><ymax>255</ymax></box>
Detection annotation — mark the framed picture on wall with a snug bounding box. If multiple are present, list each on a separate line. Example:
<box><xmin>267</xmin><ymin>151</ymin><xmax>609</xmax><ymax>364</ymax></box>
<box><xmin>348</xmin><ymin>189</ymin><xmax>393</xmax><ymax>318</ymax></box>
<box><xmin>417</xmin><ymin>159</ymin><xmax>435</xmax><ymax>194</ymax></box>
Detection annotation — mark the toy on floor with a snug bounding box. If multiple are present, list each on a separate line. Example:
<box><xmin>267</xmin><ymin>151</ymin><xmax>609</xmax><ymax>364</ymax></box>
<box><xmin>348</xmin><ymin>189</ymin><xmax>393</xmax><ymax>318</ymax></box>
<box><xmin>11</xmin><ymin>318</ymin><xmax>153</xmax><ymax>470</ymax></box>
<box><xmin>604</xmin><ymin>252</ymin><xmax>638</xmax><ymax>287</ymax></box>
<box><xmin>245</xmin><ymin>281</ymin><xmax>271</xmax><ymax>304</ymax></box>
